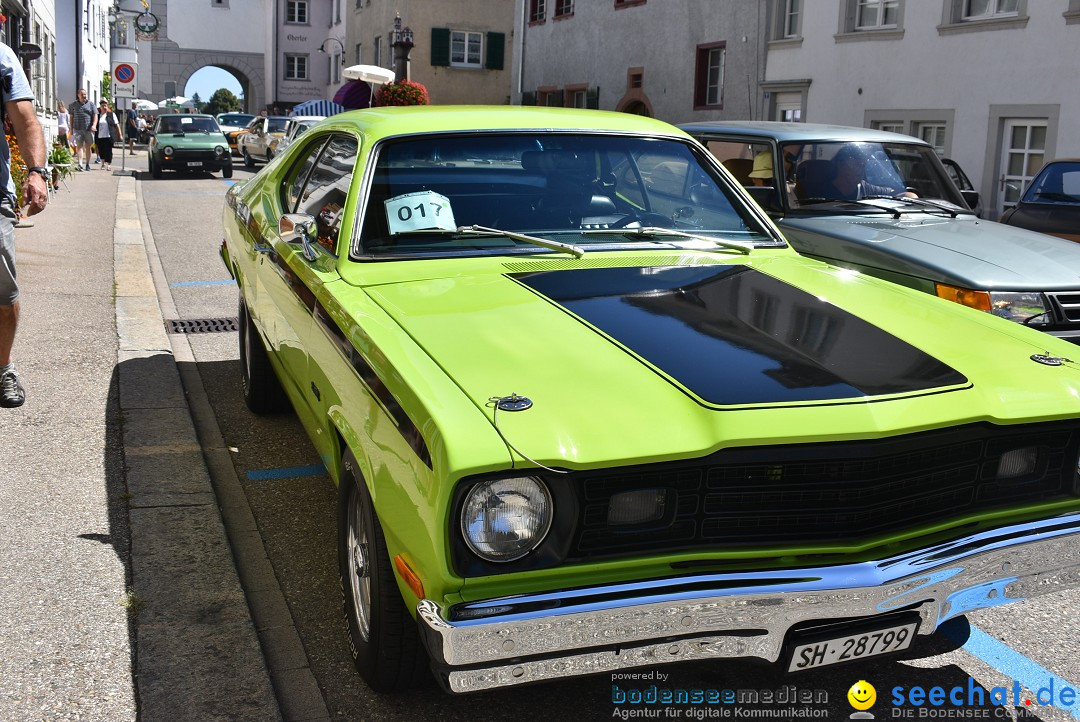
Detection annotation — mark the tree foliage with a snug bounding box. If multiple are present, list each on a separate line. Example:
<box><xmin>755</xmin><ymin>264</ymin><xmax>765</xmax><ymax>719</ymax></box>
<box><xmin>201</xmin><ymin>88</ymin><xmax>244</xmax><ymax>116</ymax></box>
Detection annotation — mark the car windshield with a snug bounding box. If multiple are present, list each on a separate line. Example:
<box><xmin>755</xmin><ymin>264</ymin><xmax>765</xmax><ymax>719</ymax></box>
<box><xmin>356</xmin><ymin>132</ymin><xmax>779</xmax><ymax>258</ymax></box>
<box><xmin>1021</xmin><ymin>161</ymin><xmax>1080</xmax><ymax>205</ymax></box>
<box><xmin>219</xmin><ymin>114</ymin><xmax>254</xmax><ymax>126</ymax></box>
<box><xmin>158</xmin><ymin>116</ymin><xmax>221</xmax><ymax>134</ymax></box>
<box><xmin>780</xmin><ymin>141</ymin><xmax>967</xmax><ymax>211</ymax></box>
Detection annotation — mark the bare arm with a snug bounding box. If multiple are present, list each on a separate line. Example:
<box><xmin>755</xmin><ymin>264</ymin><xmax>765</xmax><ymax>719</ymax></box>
<box><xmin>6</xmin><ymin>98</ymin><xmax>48</xmax><ymax>216</ymax></box>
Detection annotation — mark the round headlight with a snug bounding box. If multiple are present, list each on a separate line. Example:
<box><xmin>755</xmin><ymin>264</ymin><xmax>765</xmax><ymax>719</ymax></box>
<box><xmin>214</xmin><ymin>145</ymin><xmax>225</xmax><ymax>156</ymax></box>
<box><xmin>162</xmin><ymin>145</ymin><xmax>174</xmax><ymax>156</ymax></box>
<box><xmin>461</xmin><ymin>477</ymin><xmax>552</xmax><ymax>562</ymax></box>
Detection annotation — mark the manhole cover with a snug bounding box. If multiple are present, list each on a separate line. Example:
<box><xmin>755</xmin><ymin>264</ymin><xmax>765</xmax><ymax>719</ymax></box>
<box><xmin>166</xmin><ymin>317</ymin><xmax>239</xmax><ymax>334</ymax></box>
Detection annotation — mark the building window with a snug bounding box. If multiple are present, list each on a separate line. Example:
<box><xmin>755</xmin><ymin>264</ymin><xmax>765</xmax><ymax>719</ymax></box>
<box><xmin>285</xmin><ymin>53</ymin><xmax>309</xmax><ymax>80</ymax></box>
<box><xmin>529</xmin><ymin>0</ymin><xmax>545</xmax><ymax>22</ymax></box>
<box><xmin>856</xmin><ymin>0</ymin><xmax>899</xmax><ymax>28</ymax></box>
<box><xmin>783</xmin><ymin>0</ymin><xmax>802</xmax><ymax>37</ymax></box>
<box><xmin>450</xmin><ymin>30</ymin><xmax>482</xmax><ymax>67</ymax></box>
<box><xmin>355</xmin><ymin>42</ymin><xmax>362</xmax><ymax>64</ymax></box>
<box><xmin>918</xmin><ymin>123</ymin><xmax>947</xmax><ymax>154</ymax></box>
<box><xmin>874</xmin><ymin>121</ymin><xmax>905</xmax><ymax>134</ymax></box>
<box><xmin>373</xmin><ymin>36</ymin><xmax>381</xmax><ymax>67</ymax></box>
<box><xmin>111</xmin><ymin>19</ymin><xmax>130</xmax><ymax>47</ymax></box>
<box><xmin>212</xmin><ymin>0</ymin><xmax>229</xmax><ymax>7</ymax></box>
<box><xmin>963</xmin><ymin>0</ymin><xmax>1018</xmax><ymax>19</ymax></box>
<box><xmin>331</xmin><ymin>55</ymin><xmax>341</xmax><ymax>84</ymax></box>
<box><xmin>694</xmin><ymin>42</ymin><xmax>725</xmax><ymax>109</ymax></box>
<box><xmin>554</xmin><ymin>0</ymin><xmax>574</xmax><ymax>17</ymax></box>
<box><xmin>286</xmin><ymin>0</ymin><xmax>309</xmax><ymax>24</ymax></box>
<box><xmin>614</xmin><ymin>0</ymin><xmax>646</xmax><ymax>7</ymax></box>
<box><xmin>569</xmin><ymin>89</ymin><xmax>586</xmax><ymax>108</ymax></box>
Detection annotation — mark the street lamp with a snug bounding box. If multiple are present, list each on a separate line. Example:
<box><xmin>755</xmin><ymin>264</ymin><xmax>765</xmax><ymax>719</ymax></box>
<box><xmin>319</xmin><ymin>37</ymin><xmax>346</xmax><ymax>66</ymax></box>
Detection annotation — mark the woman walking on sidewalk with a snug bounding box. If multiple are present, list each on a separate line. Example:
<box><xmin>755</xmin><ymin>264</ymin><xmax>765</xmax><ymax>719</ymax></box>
<box><xmin>92</xmin><ymin>100</ymin><xmax>119</xmax><ymax>171</ymax></box>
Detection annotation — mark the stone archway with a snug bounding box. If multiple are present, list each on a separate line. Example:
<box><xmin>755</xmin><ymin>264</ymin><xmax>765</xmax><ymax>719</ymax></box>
<box><xmin>176</xmin><ymin>59</ymin><xmax>261</xmax><ymax>114</ymax></box>
<box><xmin>154</xmin><ymin>52</ymin><xmax>265</xmax><ymax>114</ymax></box>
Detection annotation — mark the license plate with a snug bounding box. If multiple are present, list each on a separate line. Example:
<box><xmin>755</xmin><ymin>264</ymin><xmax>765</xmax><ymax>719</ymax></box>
<box><xmin>787</xmin><ymin>621</ymin><xmax>917</xmax><ymax>671</ymax></box>
<box><xmin>187</xmin><ymin>162</ymin><xmax>203</xmax><ymax>167</ymax></box>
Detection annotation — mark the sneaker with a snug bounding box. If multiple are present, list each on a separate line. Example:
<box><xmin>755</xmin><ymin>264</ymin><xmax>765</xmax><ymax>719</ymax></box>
<box><xmin>84</xmin><ymin>163</ymin><xmax>91</xmax><ymax>171</ymax></box>
<box><xmin>0</xmin><ymin>369</ymin><xmax>25</xmax><ymax>408</ymax></box>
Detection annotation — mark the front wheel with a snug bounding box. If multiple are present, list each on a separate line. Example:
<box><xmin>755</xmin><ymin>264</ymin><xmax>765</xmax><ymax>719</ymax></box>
<box><xmin>150</xmin><ymin>156</ymin><xmax>162</xmax><ymax>179</ymax></box>
<box><xmin>222</xmin><ymin>164</ymin><xmax>233</xmax><ymax>179</ymax></box>
<box><xmin>339</xmin><ymin>452</ymin><xmax>428</xmax><ymax>692</ymax></box>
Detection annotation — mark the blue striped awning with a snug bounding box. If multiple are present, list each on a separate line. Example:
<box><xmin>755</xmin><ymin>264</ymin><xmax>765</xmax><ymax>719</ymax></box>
<box><xmin>290</xmin><ymin>99</ymin><xmax>345</xmax><ymax>117</ymax></box>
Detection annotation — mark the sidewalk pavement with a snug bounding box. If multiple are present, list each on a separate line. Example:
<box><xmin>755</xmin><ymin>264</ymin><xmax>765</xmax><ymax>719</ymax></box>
<box><xmin>0</xmin><ymin>163</ymin><xmax>280</xmax><ymax>720</ymax></box>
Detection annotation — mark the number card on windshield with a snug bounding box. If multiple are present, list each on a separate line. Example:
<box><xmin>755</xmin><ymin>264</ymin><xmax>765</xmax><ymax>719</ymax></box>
<box><xmin>385</xmin><ymin>191</ymin><xmax>457</xmax><ymax>234</ymax></box>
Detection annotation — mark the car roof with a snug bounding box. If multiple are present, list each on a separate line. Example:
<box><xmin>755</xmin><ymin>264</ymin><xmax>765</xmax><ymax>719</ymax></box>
<box><xmin>314</xmin><ymin>105</ymin><xmax>687</xmax><ymax>139</ymax></box>
<box><xmin>678</xmin><ymin>120</ymin><xmax>929</xmax><ymax>146</ymax></box>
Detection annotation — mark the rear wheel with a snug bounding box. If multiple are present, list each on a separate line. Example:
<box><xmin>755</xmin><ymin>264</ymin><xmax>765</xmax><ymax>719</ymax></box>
<box><xmin>339</xmin><ymin>452</ymin><xmax>428</xmax><ymax>692</ymax></box>
<box><xmin>243</xmin><ymin>148</ymin><xmax>255</xmax><ymax>168</ymax></box>
<box><xmin>238</xmin><ymin>295</ymin><xmax>289</xmax><ymax>413</ymax></box>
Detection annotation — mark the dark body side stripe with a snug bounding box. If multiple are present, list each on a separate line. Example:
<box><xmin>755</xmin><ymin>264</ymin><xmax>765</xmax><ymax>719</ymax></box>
<box><xmin>514</xmin><ymin>265</ymin><xmax>967</xmax><ymax>406</ymax></box>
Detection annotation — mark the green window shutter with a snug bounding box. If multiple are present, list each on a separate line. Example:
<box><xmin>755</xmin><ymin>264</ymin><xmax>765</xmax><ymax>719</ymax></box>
<box><xmin>485</xmin><ymin>32</ymin><xmax>505</xmax><ymax>70</ymax></box>
<box><xmin>431</xmin><ymin>28</ymin><xmax>450</xmax><ymax>66</ymax></box>
<box><xmin>586</xmin><ymin>87</ymin><xmax>599</xmax><ymax>109</ymax></box>
<box><xmin>521</xmin><ymin>91</ymin><xmax>537</xmax><ymax>106</ymax></box>
<box><xmin>553</xmin><ymin>90</ymin><xmax>565</xmax><ymax>107</ymax></box>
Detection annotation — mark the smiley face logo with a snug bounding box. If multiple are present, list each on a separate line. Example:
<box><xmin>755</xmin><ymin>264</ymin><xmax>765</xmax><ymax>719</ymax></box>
<box><xmin>848</xmin><ymin>680</ymin><xmax>876</xmax><ymax>710</ymax></box>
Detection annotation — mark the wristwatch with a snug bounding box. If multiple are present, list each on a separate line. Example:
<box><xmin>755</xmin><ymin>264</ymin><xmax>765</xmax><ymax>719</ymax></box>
<box><xmin>27</xmin><ymin>167</ymin><xmax>50</xmax><ymax>183</ymax></box>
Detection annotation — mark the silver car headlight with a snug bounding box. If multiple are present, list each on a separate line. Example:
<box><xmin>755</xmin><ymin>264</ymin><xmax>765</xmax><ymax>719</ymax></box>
<box><xmin>989</xmin><ymin>291</ymin><xmax>1050</xmax><ymax>326</ymax></box>
<box><xmin>214</xmin><ymin>145</ymin><xmax>225</xmax><ymax>156</ymax></box>
<box><xmin>461</xmin><ymin>476</ymin><xmax>552</xmax><ymax>562</ymax></box>
<box><xmin>162</xmin><ymin>145</ymin><xmax>174</xmax><ymax>156</ymax></box>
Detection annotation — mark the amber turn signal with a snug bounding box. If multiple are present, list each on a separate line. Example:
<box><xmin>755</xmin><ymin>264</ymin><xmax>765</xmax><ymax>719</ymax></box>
<box><xmin>935</xmin><ymin>283</ymin><xmax>992</xmax><ymax>312</ymax></box>
<box><xmin>393</xmin><ymin>555</ymin><xmax>425</xmax><ymax>600</ymax></box>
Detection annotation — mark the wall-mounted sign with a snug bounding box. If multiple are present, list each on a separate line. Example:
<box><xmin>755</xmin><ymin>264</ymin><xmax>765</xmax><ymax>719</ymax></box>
<box><xmin>18</xmin><ymin>43</ymin><xmax>42</xmax><ymax>61</ymax></box>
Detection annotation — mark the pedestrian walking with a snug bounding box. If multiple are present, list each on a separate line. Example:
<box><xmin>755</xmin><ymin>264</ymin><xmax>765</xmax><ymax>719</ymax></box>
<box><xmin>70</xmin><ymin>88</ymin><xmax>95</xmax><ymax>171</ymax></box>
<box><xmin>124</xmin><ymin>110</ymin><xmax>138</xmax><ymax>153</ymax></box>
<box><xmin>92</xmin><ymin>100</ymin><xmax>119</xmax><ymax>171</ymax></box>
<box><xmin>56</xmin><ymin>101</ymin><xmax>69</xmax><ymax>148</ymax></box>
<box><xmin>0</xmin><ymin>41</ymin><xmax>49</xmax><ymax>407</ymax></box>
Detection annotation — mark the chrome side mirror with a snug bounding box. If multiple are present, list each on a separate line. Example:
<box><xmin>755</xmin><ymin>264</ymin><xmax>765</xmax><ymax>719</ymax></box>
<box><xmin>279</xmin><ymin>213</ymin><xmax>319</xmax><ymax>261</ymax></box>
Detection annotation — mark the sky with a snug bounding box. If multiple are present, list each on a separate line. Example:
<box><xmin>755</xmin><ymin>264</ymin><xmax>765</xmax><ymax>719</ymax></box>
<box><xmin>184</xmin><ymin>66</ymin><xmax>243</xmax><ymax>104</ymax></box>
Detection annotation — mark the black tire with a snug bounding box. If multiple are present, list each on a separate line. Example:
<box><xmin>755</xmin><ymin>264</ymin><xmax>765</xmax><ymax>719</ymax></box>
<box><xmin>222</xmin><ymin>164</ymin><xmax>233</xmax><ymax>179</ymax></box>
<box><xmin>339</xmin><ymin>452</ymin><xmax>428</xmax><ymax>692</ymax></box>
<box><xmin>150</xmin><ymin>156</ymin><xmax>162</xmax><ymax>179</ymax></box>
<box><xmin>238</xmin><ymin>295</ymin><xmax>289</xmax><ymax>413</ymax></box>
<box><xmin>243</xmin><ymin>148</ymin><xmax>255</xmax><ymax>168</ymax></box>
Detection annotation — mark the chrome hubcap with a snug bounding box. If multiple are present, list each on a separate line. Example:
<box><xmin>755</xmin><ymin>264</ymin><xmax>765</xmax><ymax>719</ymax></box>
<box><xmin>348</xmin><ymin>490</ymin><xmax>372</xmax><ymax>641</ymax></box>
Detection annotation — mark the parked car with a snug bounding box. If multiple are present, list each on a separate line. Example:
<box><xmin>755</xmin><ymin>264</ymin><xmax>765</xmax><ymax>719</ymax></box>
<box><xmin>999</xmin><ymin>159</ymin><xmax>1080</xmax><ymax>243</ymax></box>
<box><xmin>216</xmin><ymin>112</ymin><xmax>256</xmax><ymax>156</ymax></box>
<box><xmin>237</xmin><ymin>115</ymin><xmax>289</xmax><ymax>167</ymax></box>
<box><xmin>682</xmin><ymin>121</ymin><xmax>1080</xmax><ymax>344</ymax></box>
<box><xmin>270</xmin><ymin>115</ymin><xmax>324</xmax><ymax>156</ymax></box>
<box><xmin>148</xmin><ymin>113</ymin><xmax>232</xmax><ymax>179</ymax></box>
<box><xmin>221</xmin><ymin>106</ymin><xmax>1080</xmax><ymax>694</ymax></box>
<box><xmin>941</xmin><ymin>157</ymin><xmax>983</xmax><ymax>217</ymax></box>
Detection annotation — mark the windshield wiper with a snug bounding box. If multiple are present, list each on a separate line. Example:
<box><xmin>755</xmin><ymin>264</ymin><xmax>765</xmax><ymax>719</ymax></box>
<box><xmin>579</xmin><ymin>226</ymin><xmax>752</xmax><ymax>255</ymax></box>
<box><xmin>861</xmin><ymin>195</ymin><xmax>961</xmax><ymax>218</ymax></box>
<box><xmin>400</xmin><ymin>225</ymin><xmax>587</xmax><ymax>258</ymax></box>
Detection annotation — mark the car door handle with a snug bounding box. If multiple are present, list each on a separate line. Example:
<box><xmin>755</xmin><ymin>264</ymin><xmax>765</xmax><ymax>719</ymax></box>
<box><xmin>253</xmin><ymin>242</ymin><xmax>273</xmax><ymax>254</ymax></box>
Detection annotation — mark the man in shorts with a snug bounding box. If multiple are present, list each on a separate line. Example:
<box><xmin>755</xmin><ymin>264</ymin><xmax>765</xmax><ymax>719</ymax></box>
<box><xmin>70</xmin><ymin>88</ymin><xmax>96</xmax><ymax>172</ymax></box>
<box><xmin>1</xmin><ymin>41</ymin><xmax>49</xmax><ymax>407</ymax></box>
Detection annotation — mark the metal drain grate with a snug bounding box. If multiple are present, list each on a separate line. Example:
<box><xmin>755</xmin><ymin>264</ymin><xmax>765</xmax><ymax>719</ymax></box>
<box><xmin>166</xmin><ymin>317</ymin><xmax>239</xmax><ymax>334</ymax></box>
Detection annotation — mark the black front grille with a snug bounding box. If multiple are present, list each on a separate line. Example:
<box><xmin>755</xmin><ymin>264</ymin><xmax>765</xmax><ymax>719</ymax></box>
<box><xmin>170</xmin><ymin>149</ymin><xmax>221</xmax><ymax>162</ymax></box>
<box><xmin>1046</xmin><ymin>292</ymin><xmax>1080</xmax><ymax>324</ymax></box>
<box><xmin>572</xmin><ymin>422</ymin><xmax>1080</xmax><ymax>557</ymax></box>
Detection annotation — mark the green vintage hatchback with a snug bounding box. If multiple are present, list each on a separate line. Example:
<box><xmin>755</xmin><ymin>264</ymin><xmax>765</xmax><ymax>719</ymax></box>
<box><xmin>220</xmin><ymin>106</ymin><xmax>1080</xmax><ymax>694</ymax></box>
<box><xmin>149</xmin><ymin>113</ymin><xmax>233</xmax><ymax>179</ymax></box>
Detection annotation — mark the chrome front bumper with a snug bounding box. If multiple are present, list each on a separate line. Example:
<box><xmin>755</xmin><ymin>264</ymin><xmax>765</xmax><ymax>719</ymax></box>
<box><xmin>417</xmin><ymin>514</ymin><xmax>1080</xmax><ymax>693</ymax></box>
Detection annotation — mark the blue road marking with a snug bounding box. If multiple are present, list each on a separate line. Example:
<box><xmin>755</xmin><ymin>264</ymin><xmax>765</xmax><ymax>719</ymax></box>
<box><xmin>169</xmin><ymin>280</ymin><xmax>237</xmax><ymax>287</ymax></box>
<box><xmin>941</xmin><ymin>620</ymin><xmax>1080</xmax><ymax>718</ymax></box>
<box><xmin>246</xmin><ymin>464</ymin><xmax>327</xmax><ymax>481</ymax></box>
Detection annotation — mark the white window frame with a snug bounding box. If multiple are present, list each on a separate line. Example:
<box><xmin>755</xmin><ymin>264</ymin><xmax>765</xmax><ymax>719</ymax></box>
<box><xmin>783</xmin><ymin>0</ymin><xmax>801</xmax><ymax>37</ymax></box>
<box><xmin>450</xmin><ymin>30</ymin><xmax>483</xmax><ymax>68</ymax></box>
<box><xmin>856</xmin><ymin>0</ymin><xmax>899</xmax><ymax>29</ymax></box>
<box><xmin>284</xmin><ymin>53</ymin><xmax>309</xmax><ymax>80</ymax></box>
<box><xmin>285</xmin><ymin>0</ymin><xmax>309</xmax><ymax>24</ymax></box>
<box><xmin>963</xmin><ymin>0</ymin><xmax>1018</xmax><ymax>20</ymax></box>
<box><xmin>373</xmin><ymin>36</ymin><xmax>381</xmax><ymax>67</ymax></box>
<box><xmin>704</xmin><ymin>47</ymin><xmax>724</xmax><ymax>107</ymax></box>
<box><xmin>875</xmin><ymin>121</ymin><xmax>905</xmax><ymax>134</ymax></box>
<box><xmin>918</xmin><ymin>123</ymin><xmax>947</xmax><ymax>155</ymax></box>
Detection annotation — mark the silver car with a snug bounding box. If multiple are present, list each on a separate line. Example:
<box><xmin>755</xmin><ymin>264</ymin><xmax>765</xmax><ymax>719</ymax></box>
<box><xmin>682</xmin><ymin>121</ymin><xmax>1080</xmax><ymax>344</ymax></box>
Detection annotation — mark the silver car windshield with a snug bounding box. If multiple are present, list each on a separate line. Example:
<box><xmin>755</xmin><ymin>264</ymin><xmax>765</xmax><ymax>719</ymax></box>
<box><xmin>356</xmin><ymin>133</ymin><xmax>782</xmax><ymax>258</ymax></box>
<box><xmin>781</xmin><ymin>141</ymin><xmax>968</xmax><ymax>211</ymax></box>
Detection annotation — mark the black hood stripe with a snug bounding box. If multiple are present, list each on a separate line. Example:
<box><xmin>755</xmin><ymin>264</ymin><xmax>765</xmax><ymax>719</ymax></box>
<box><xmin>513</xmin><ymin>265</ymin><xmax>966</xmax><ymax>407</ymax></box>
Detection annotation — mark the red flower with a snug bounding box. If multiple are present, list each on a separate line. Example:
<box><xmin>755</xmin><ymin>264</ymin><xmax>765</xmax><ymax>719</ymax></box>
<box><xmin>374</xmin><ymin>80</ymin><xmax>430</xmax><ymax>107</ymax></box>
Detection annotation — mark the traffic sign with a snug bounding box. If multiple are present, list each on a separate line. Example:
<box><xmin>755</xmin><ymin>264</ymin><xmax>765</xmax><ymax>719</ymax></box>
<box><xmin>112</xmin><ymin>61</ymin><xmax>137</xmax><ymax>98</ymax></box>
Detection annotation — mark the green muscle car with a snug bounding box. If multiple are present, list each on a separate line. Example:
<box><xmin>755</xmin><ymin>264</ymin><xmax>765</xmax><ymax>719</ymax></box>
<box><xmin>220</xmin><ymin>106</ymin><xmax>1080</xmax><ymax>694</ymax></box>
<box><xmin>149</xmin><ymin>113</ymin><xmax>233</xmax><ymax>179</ymax></box>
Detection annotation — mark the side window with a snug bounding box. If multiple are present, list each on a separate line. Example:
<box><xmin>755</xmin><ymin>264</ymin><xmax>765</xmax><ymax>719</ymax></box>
<box><xmin>294</xmin><ymin>136</ymin><xmax>360</xmax><ymax>254</ymax></box>
<box><xmin>283</xmin><ymin>136</ymin><xmax>329</xmax><ymax>211</ymax></box>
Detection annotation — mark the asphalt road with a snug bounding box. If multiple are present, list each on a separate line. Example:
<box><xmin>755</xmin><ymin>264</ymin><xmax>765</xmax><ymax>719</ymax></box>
<box><xmin>137</xmin><ymin>158</ymin><xmax>1080</xmax><ymax>722</ymax></box>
